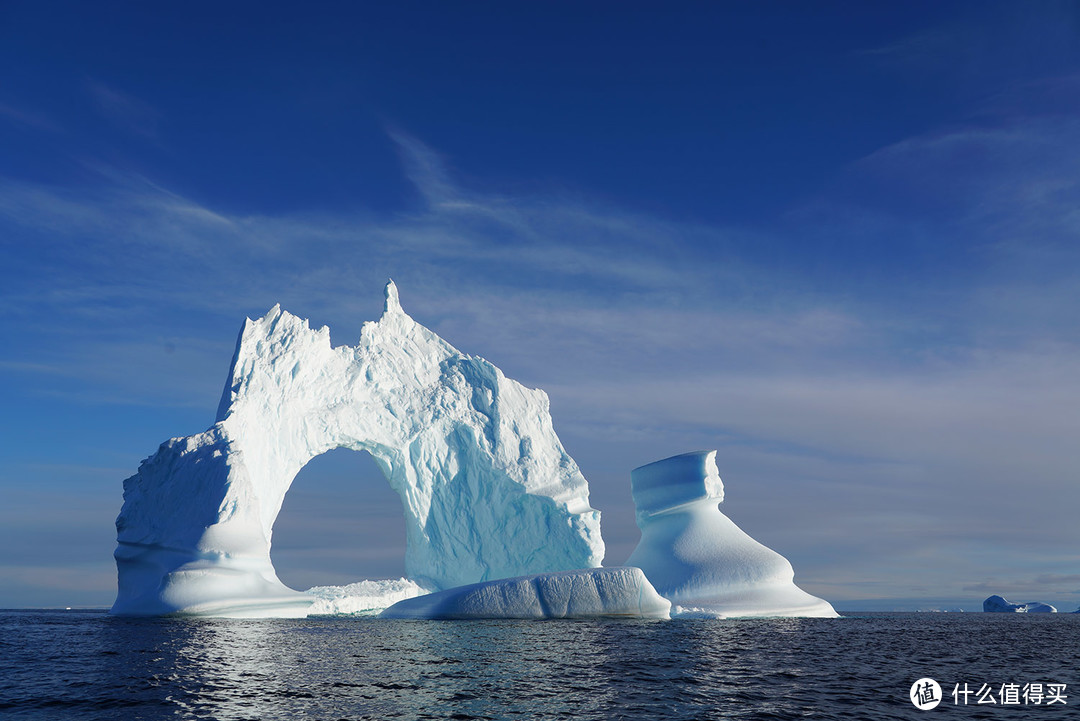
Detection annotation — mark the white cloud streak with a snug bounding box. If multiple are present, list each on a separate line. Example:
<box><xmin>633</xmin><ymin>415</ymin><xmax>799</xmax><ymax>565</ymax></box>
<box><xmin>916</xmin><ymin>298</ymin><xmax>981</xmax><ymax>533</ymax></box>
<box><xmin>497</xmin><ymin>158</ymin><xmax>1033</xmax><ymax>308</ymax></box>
<box><xmin>1</xmin><ymin>120</ymin><xmax>1078</xmax><ymax>606</ymax></box>
<box><xmin>84</xmin><ymin>80</ymin><xmax>161</xmax><ymax>138</ymax></box>
<box><xmin>0</xmin><ymin>101</ymin><xmax>64</xmax><ymax>134</ymax></box>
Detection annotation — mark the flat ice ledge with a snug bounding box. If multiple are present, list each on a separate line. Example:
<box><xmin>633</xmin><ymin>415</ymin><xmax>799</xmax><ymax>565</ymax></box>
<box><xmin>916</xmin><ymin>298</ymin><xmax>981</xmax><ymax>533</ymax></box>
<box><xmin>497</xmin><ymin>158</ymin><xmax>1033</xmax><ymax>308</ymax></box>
<box><xmin>380</xmin><ymin>567</ymin><xmax>671</xmax><ymax>620</ymax></box>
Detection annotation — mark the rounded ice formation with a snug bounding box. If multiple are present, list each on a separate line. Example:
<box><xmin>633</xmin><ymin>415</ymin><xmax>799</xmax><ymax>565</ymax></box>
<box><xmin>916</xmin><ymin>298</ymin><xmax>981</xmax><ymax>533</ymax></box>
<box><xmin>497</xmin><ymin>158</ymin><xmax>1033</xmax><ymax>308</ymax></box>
<box><xmin>626</xmin><ymin>451</ymin><xmax>837</xmax><ymax>618</ymax></box>
<box><xmin>380</xmin><ymin>567</ymin><xmax>671</xmax><ymax>620</ymax></box>
<box><xmin>112</xmin><ymin>281</ymin><xmax>604</xmax><ymax>617</ymax></box>
<box><xmin>983</xmin><ymin>595</ymin><xmax>1057</xmax><ymax>613</ymax></box>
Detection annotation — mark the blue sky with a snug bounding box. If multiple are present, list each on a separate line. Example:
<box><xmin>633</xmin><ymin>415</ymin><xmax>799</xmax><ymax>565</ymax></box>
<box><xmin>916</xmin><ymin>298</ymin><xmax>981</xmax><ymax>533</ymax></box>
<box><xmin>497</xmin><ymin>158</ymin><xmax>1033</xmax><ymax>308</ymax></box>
<box><xmin>1</xmin><ymin>1</ymin><xmax>1078</xmax><ymax>611</ymax></box>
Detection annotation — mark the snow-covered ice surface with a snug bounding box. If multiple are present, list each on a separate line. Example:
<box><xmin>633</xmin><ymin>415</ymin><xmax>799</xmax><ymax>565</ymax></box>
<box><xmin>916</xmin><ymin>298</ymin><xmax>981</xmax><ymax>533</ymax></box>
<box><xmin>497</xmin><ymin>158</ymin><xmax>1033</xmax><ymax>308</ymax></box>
<box><xmin>983</xmin><ymin>595</ymin><xmax>1057</xmax><ymax>613</ymax></box>
<box><xmin>305</xmin><ymin>579</ymin><xmax>432</xmax><ymax>616</ymax></box>
<box><xmin>626</xmin><ymin>451</ymin><xmax>837</xmax><ymax>619</ymax></box>
<box><xmin>112</xmin><ymin>281</ymin><xmax>603</xmax><ymax>617</ymax></box>
<box><xmin>380</xmin><ymin>567</ymin><xmax>671</xmax><ymax>620</ymax></box>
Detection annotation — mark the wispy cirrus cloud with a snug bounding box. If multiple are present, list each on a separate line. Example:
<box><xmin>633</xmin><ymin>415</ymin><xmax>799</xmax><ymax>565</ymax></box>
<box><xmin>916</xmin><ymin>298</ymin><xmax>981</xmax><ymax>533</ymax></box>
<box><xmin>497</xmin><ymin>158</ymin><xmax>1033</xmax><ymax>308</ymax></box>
<box><xmin>84</xmin><ymin>79</ymin><xmax>161</xmax><ymax>138</ymax></box>
<box><xmin>859</xmin><ymin>4</ymin><xmax>1080</xmax><ymax>100</ymax></box>
<box><xmin>963</xmin><ymin>577</ymin><xmax>1080</xmax><ymax>599</ymax></box>
<box><xmin>0</xmin><ymin>100</ymin><xmax>64</xmax><ymax>134</ymax></box>
<box><xmin>2</xmin><ymin>120</ymin><xmax>1078</xmax><ymax>607</ymax></box>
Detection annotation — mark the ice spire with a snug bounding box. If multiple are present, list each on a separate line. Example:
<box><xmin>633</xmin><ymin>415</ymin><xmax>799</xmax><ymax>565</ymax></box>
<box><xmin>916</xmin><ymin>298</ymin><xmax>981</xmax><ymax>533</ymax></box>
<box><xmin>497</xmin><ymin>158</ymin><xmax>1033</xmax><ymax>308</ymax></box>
<box><xmin>383</xmin><ymin>279</ymin><xmax>401</xmax><ymax>315</ymax></box>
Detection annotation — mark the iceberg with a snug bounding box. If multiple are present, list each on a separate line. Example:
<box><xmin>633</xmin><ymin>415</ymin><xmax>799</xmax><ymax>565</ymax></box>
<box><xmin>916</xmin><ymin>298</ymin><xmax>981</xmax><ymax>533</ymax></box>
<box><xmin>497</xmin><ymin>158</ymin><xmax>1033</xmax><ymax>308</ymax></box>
<box><xmin>625</xmin><ymin>451</ymin><xmax>837</xmax><ymax>618</ymax></box>
<box><xmin>112</xmin><ymin>281</ymin><xmax>604</xmax><ymax>617</ymax></box>
<box><xmin>111</xmin><ymin>281</ymin><xmax>837</xmax><ymax>620</ymax></box>
<box><xmin>380</xmin><ymin>567</ymin><xmax>670</xmax><ymax>619</ymax></box>
<box><xmin>983</xmin><ymin>595</ymin><xmax>1057</xmax><ymax>613</ymax></box>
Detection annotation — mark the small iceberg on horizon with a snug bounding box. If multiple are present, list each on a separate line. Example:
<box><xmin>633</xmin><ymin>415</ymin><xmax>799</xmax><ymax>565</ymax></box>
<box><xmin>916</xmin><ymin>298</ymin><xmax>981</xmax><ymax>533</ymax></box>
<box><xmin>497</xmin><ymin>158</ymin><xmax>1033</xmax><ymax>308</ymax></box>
<box><xmin>983</xmin><ymin>595</ymin><xmax>1057</xmax><ymax>613</ymax></box>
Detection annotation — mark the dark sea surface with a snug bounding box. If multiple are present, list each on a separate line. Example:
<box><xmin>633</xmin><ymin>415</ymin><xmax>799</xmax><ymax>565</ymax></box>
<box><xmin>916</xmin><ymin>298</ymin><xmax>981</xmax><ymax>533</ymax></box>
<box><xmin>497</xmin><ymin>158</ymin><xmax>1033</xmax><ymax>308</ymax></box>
<box><xmin>0</xmin><ymin>610</ymin><xmax>1076</xmax><ymax>720</ymax></box>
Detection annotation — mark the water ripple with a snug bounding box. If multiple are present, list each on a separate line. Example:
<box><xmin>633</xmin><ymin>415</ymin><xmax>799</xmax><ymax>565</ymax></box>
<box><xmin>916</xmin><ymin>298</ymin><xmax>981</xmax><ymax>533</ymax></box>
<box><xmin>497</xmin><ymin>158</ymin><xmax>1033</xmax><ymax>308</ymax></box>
<box><xmin>0</xmin><ymin>611</ymin><xmax>1076</xmax><ymax>720</ymax></box>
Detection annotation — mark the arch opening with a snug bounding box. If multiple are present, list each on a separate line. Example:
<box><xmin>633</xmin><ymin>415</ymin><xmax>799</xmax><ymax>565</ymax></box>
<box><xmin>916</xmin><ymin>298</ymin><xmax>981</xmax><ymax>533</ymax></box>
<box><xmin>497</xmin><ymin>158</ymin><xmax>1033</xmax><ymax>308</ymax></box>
<box><xmin>270</xmin><ymin>447</ymin><xmax>407</xmax><ymax>592</ymax></box>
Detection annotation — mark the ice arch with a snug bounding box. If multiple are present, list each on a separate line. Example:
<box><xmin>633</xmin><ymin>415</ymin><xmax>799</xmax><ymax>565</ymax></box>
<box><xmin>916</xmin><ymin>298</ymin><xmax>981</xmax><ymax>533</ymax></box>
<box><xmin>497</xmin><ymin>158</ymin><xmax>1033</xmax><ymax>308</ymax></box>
<box><xmin>270</xmin><ymin>448</ymin><xmax>407</xmax><ymax>588</ymax></box>
<box><xmin>112</xmin><ymin>282</ymin><xmax>604</xmax><ymax>617</ymax></box>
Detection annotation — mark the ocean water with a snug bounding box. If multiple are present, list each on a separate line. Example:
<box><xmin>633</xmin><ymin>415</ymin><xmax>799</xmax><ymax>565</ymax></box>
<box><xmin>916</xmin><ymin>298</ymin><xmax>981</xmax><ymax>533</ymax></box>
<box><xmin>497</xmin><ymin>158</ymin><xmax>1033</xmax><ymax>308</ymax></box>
<box><xmin>0</xmin><ymin>610</ymin><xmax>1076</xmax><ymax>720</ymax></box>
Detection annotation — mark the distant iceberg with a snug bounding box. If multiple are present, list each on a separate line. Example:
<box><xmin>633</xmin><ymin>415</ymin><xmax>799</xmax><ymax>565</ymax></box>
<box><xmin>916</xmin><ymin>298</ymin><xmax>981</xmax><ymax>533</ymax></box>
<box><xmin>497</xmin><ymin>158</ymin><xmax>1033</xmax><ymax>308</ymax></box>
<box><xmin>983</xmin><ymin>595</ymin><xmax>1057</xmax><ymax>613</ymax></box>
<box><xmin>380</xmin><ymin>567</ymin><xmax>670</xmax><ymax>620</ymax></box>
<box><xmin>626</xmin><ymin>451</ymin><xmax>837</xmax><ymax>618</ymax></box>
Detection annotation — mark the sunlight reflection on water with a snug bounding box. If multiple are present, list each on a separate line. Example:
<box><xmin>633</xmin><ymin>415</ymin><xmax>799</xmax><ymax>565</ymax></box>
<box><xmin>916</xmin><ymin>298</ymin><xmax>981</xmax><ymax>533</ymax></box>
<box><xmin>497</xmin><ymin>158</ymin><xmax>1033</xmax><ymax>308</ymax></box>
<box><xmin>0</xmin><ymin>611</ymin><xmax>1076</xmax><ymax>720</ymax></box>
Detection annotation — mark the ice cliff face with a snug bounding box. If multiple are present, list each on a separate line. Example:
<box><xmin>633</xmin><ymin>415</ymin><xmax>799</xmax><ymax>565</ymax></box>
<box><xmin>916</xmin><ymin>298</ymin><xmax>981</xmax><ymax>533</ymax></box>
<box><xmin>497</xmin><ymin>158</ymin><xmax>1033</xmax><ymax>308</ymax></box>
<box><xmin>626</xmin><ymin>451</ymin><xmax>837</xmax><ymax>618</ymax></box>
<box><xmin>113</xmin><ymin>281</ymin><xmax>604</xmax><ymax>616</ymax></box>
